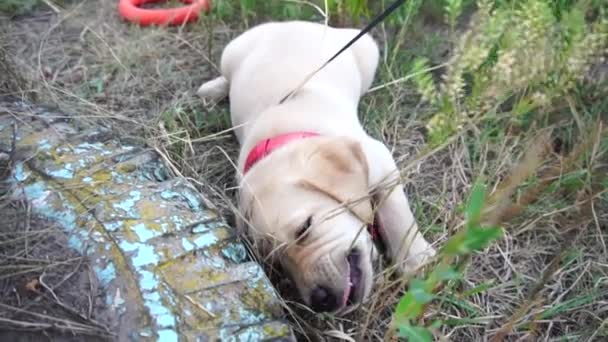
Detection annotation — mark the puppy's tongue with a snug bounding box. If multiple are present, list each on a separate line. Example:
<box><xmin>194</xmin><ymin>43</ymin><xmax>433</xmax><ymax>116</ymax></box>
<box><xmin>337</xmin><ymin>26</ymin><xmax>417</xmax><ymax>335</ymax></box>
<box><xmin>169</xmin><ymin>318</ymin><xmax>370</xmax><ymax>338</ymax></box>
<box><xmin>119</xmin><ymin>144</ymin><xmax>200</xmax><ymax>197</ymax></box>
<box><xmin>341</xmin><ymin>263</ymin><xmax>351</xmax><ymax>307</ymax></box>
<box><xmin>341</xmin><ymin>252</ymin><xmax>361</xmax><ymax>308</ymax></box>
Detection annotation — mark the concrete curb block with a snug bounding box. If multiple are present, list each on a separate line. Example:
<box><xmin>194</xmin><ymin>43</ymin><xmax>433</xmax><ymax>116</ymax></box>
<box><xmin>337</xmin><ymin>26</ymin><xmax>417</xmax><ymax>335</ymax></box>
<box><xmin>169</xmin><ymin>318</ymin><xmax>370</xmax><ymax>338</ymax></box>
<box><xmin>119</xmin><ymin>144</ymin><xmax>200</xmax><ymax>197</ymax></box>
<box><xmin>1</xmin><ymin>98</ymin><xmax>295</xmax><ymax>341</ymax></box>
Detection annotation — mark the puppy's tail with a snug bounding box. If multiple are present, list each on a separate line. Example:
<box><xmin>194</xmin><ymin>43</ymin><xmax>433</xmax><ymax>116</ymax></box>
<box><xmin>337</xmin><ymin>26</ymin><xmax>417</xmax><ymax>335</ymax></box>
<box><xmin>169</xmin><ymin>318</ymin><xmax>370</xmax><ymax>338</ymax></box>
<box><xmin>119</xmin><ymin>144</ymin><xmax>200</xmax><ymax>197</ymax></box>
<box><xmin>197</xmin><ymin>76</ymin><xmax>229</xmax><ymax>102</ymax></box>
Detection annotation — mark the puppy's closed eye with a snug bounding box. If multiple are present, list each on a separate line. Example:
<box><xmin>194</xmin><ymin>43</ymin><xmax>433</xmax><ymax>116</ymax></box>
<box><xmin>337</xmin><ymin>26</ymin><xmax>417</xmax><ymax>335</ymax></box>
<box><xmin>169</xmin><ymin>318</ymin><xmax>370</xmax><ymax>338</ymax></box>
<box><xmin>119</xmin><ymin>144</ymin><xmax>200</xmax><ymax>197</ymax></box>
<box><xmin>295</xmin><ymin>216</ymin><xmax>313</xmax><ymax>243</ymax></box>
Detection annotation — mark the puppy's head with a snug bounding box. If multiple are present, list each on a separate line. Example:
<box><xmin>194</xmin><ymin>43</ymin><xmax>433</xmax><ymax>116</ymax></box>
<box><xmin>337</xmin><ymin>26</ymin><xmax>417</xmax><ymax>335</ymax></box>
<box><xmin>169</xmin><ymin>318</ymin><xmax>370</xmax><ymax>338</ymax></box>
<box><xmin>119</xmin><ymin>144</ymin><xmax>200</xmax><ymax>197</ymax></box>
<box><xmin>238</xmin><ymin>136</ymin><xmax>379</xmax><ymax>314</ymax></box>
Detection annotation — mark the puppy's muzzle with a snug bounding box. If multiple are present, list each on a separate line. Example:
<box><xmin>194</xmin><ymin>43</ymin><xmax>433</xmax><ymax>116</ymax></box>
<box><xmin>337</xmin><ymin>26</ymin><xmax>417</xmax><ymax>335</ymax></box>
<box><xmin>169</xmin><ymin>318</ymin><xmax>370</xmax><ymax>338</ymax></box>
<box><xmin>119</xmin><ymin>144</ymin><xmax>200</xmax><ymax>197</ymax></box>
<box><xmin>309</xmin><ymin>249</ymin><xmax>364</xmax><ymax>312</ymax></box>
<box><xmin>310</xmin><ymin>285</ymin><xmax>339</xmax><ymax>312</ymax></box>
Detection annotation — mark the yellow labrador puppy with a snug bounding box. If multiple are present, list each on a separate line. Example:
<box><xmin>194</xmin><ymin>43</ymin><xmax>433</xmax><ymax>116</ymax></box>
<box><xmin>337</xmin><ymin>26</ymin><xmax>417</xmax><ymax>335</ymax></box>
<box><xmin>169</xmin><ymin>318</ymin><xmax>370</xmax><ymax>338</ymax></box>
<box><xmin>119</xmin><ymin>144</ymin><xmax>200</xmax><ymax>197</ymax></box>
<box><xmin>197</xmin><ymin>21</ymin><xmax>435</xmax><ymax>314</ymax></box>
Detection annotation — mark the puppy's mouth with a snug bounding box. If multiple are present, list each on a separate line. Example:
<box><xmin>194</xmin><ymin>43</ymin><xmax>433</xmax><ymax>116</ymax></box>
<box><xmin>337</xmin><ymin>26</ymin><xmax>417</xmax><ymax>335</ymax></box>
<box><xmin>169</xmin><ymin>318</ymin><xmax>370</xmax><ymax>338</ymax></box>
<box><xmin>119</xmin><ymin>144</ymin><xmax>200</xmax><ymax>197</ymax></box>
<box><xmin>342</xmin><ymin>249</ymin><xmax>363</xmax><ymax>308</ymax></box>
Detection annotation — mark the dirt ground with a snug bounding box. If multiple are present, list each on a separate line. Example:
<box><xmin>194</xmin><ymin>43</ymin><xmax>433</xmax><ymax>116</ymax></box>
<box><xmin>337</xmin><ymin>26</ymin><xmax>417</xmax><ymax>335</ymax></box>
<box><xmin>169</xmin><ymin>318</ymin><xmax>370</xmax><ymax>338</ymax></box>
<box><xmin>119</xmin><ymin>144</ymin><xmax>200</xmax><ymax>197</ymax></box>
<box><xmin>0</xmin><ymin>203</ymin><xmax>114</xmax><ymax>342</ymax></box>
<box><xmin>1</xmin><ymin>0</ymin><xmax>607</xmax><ymax>341</ymax></box>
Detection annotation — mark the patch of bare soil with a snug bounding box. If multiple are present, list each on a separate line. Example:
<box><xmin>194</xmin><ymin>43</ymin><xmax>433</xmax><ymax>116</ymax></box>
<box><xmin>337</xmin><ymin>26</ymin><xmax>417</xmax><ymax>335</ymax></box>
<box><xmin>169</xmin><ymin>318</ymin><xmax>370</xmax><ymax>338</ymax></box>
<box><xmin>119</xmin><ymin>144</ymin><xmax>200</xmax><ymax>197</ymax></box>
<box><xmin>0</xmin><ymin>202</ymin><xmax>114</xmax><ymax>341</ymax></box>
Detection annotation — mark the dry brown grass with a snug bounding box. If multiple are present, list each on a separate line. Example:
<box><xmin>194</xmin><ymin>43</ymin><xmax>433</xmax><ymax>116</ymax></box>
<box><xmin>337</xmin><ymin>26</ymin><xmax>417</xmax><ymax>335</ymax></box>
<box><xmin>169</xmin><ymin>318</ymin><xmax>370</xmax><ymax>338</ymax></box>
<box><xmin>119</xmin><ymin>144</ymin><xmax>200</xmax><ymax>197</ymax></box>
<box><xmin>1</xmin><ymin>0</ymin><xmax>607</xmax><ymax>341</ymax></box>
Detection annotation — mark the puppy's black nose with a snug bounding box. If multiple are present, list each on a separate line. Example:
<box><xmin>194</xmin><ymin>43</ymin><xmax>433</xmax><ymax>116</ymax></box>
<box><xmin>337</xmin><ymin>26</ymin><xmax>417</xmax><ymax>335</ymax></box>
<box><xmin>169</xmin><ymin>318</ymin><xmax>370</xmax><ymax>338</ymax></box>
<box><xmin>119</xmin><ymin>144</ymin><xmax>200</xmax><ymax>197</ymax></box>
<box><xmin>310</xmin><ymin>286</ymin><xmax>339</xmax><ymax>312</ymax></box>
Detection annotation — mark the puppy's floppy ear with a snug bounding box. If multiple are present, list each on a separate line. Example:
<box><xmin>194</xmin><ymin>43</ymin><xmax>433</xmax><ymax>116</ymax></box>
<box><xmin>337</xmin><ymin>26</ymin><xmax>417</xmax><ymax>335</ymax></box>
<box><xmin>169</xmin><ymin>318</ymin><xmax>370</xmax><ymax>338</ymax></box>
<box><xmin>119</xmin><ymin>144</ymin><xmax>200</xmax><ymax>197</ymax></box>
<box><xmin>236</xmin><ymin>187</ymin><xmax>281</xmax><ymax>261</ymax></box>
<box><xmin>298</xmin><ymin>137</ymin><xmax>373</xmax><ymax>224</ymax></box>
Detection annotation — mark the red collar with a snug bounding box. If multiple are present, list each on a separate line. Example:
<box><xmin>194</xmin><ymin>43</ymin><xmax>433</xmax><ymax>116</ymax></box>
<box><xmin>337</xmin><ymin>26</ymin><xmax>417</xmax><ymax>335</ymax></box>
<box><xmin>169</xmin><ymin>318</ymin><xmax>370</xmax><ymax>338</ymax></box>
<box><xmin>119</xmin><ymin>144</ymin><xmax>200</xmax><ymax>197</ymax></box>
<box><xmin>243</xmin><ymin>132</ymin><xmax>320</xmax><ymax>174</ymax></box>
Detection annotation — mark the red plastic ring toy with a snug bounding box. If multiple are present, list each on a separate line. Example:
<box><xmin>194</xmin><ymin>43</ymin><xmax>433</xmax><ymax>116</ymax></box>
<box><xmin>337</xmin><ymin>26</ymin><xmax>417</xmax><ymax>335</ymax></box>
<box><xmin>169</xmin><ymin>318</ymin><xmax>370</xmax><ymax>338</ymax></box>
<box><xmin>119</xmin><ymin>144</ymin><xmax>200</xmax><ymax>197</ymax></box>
<box><xmin>118</xmin><ymin>0</ymin><xmax>211</xmax><ymax>26</ymax></box>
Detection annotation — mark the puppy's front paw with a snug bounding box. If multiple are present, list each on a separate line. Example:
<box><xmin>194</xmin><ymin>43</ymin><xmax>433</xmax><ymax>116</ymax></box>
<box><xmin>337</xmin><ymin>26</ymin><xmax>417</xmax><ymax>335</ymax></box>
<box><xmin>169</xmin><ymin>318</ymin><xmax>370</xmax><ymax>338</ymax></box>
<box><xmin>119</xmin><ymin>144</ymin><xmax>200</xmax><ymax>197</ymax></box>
<box><xmin>404</xmin><ymin>244</ymin><xmax>436</xmax><ymax>273</ymax></box>
<box><xmin>197</xmin><ymin>76</ymin><xmax>229</xmax><ymax>103</ymax></box>
<box><xmin>393</xmin><ymin>239</ymin><xmax>436</xmax><ymax>276</ymax></box>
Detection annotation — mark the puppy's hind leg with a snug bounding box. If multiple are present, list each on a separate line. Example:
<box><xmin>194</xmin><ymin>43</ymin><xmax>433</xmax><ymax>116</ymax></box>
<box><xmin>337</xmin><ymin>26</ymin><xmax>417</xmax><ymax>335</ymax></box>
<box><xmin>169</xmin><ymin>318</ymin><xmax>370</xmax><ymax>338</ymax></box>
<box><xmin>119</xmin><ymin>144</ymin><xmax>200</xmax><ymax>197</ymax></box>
<box><xmin>347</xmin><ymin>31</ymin><xmax>380</xmax><ymax>95</ymax></box>
<box><xmin>197</xmin><ymin>76</ymin><xmax>229</xmax><ymax>103</ymax></box>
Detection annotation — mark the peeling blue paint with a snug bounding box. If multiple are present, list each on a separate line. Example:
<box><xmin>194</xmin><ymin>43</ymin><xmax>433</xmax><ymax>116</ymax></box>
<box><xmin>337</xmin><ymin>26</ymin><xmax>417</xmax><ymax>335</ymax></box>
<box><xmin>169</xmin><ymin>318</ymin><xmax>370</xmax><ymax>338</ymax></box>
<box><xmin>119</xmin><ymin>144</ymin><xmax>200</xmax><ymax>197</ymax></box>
<box><xmin>133</xmin><ymin>223</ymin><xmax>160</xmax><ymax>242</ymax></box>
<box><xmin>14</xmin><ymin>163</ymin><xmax>29</xmax><ymax>182</ymax></box>
<box><xmin>73</xmin><ymin>142</ymin><xmax>105</xmax><ymax>153</ymax></box>
<box><xmin>156</xmin><ymin>313</ymin><xmax>176</xmax><ymax>328</ymax></box>
<box><xmin>222</xmin><ymin>244</ymin><xmax>248</xmax><ymax>264</ymax></box>
<box><xmin>117</xmin><ymin>295</ymin><xmax>127</xmax><ymax>309</ymax></box>
<box><xmin>181</xmin><ymin>237</ymin><xmax>195</xmax><ymax>252</ymax></box>
<box><xmin>91</xmin><ymin>231</ymin><xmax>104</xmax><ymax>243</ymax></box>
<box><xmin>46</xmin><ymin>167</ymin><xmax>75</xmax><ymax>179</ymax></box>
<box><xmin>144</xmin><ymin>290</ymin><xmax>161</xmax><ymax>303</ymax></box>
<box><xmin>95</xmin><ymin>263</ymin><xmax>117</xmax><ymax>287</ymax></box>
<box><xmin>104</xmin><ymin>221</ymin><xmax>122</xmax><ymax>232</ymax></box>
<box><xmin>153</xmin><ymin>167</ymin><xmax>168</xmax><ymax>181</ymax></box>
<box><xmin>139</xmin><ymin>270</ymin><xmax>158</xmax><ymax>291</ymax></box>
<box><xmin>119</xmin><ymin>240</ymin><xmax>138</xmax><ymax>252</ymax></box>
<box><xmin>56</xmin><ymin>146</ymin><xmax>71</xmax><ymax>154</ymax></box>
<box><xmin>143</xmin><ymin>291</ymin><xmax>177</xmax><ymax>330</ymax></box>
<box><xmin>139</xmin><ymin>329</ymin><xmax>153</xmax><ymax>338</ymax></box>
<box><xmin>110</xmin><ymin>171</ymin><xmax>124</xmax><ymax>183</ymax></box>
<box><xmin>191</xmin><ymin>223</ymin><xmax>210</xmax><ymax>234</ymax></box>
<box><xmin>192</xmin><ymin>232</ymin><xmax>219</xmax><ymax>249</ymax></box>
<box><xmin>105</xmin><ymin>294</ymin><xmax>113</xmax><ymax>306</ymax></box>
<box><xmin>157</xmin><ymin>329</ymin><xmax>178</xmax><ymax>342</ymax></box>
<box><xmin>181</xmin><ymin>191</ymin><xmax>202</xmax><ymax>210</ymax></box>
<box><xmin>69</xmin><ymin>230</ymin><xmax>94</xmax><ymax>254</ymax></box>
<box><xmin>219</xmin><ymin>326</ymin><xmax>265</xmax><ymax>342</ymax></box>
<box><xmin>23</xmin><ymin>182</ymin><xmax>45</xmax><ymax>199</ymax></box>
<box><xmin>38</xmin><ymin>139</ymin><xmax>51</xmax><ymax>150</ymax></box>
<box><xmin>160</xmin><ymin>190</ymin><xmax>179</xmax><ymax>201</ymax></box>
<box><xmin>132</xmin><ymin>244</ymin><xmax>160</xmax><ymax>268</ymax></box>
<box><xmin>46</xmin><ymin>163</ymin><xmax>75</xmax><ymax>179</ymax></box>
<box><xmin>68</xmin><ymin>234</ymin><xmax>85</xmax><ymax>251</ymax></box>
<box><xmin>170</xmin><ymin>215</ymin><xmax>185</xmax><ymax>227</ymax></box>
<box><xmin>160</xmin><ymin>189</ymin><xmax>201</xmax><ymax>210</ymax></box>
<box><xmin>118</xmin><ymin>240</ymin><xmax>161</xmax><ymax>267</ymax></box>
<box><xmin>210</xmin><ymin>257</ymin><xmax>226</xmax><ymax>269</ymax></box>
<box><xmin>189</xmin><ymin>220</ymin><xmax>226</xmax><ymax>233</ymax></box>
<box><xmin>237</xmin><ymin>305</ymin><xmax>267</xmax><ymax>325</ymax></box>
<box><xmin>113</xmin><ymin>190</ymin><xmax>142</xmax><ymax>215</ymax></box>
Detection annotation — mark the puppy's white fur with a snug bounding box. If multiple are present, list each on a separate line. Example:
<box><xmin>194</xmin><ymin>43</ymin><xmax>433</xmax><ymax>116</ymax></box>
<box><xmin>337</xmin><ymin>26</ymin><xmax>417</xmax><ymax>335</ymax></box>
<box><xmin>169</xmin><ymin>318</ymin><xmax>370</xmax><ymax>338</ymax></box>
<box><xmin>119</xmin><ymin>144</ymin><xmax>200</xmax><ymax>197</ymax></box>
<box><xmin>198</xmin><ymin>21</ymin><xmax>435</xmax><ymax>313</ymax></box>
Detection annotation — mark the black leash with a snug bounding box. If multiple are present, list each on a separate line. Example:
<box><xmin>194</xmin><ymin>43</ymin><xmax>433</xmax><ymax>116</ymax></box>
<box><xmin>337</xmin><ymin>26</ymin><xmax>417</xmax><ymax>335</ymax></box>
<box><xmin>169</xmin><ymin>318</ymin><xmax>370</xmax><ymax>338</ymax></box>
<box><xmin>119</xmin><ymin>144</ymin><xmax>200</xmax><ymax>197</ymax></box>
<box><xmin>279</xmin><ymin>0</ymin><xmax>407</xmax><ymax>104</ymax></box>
